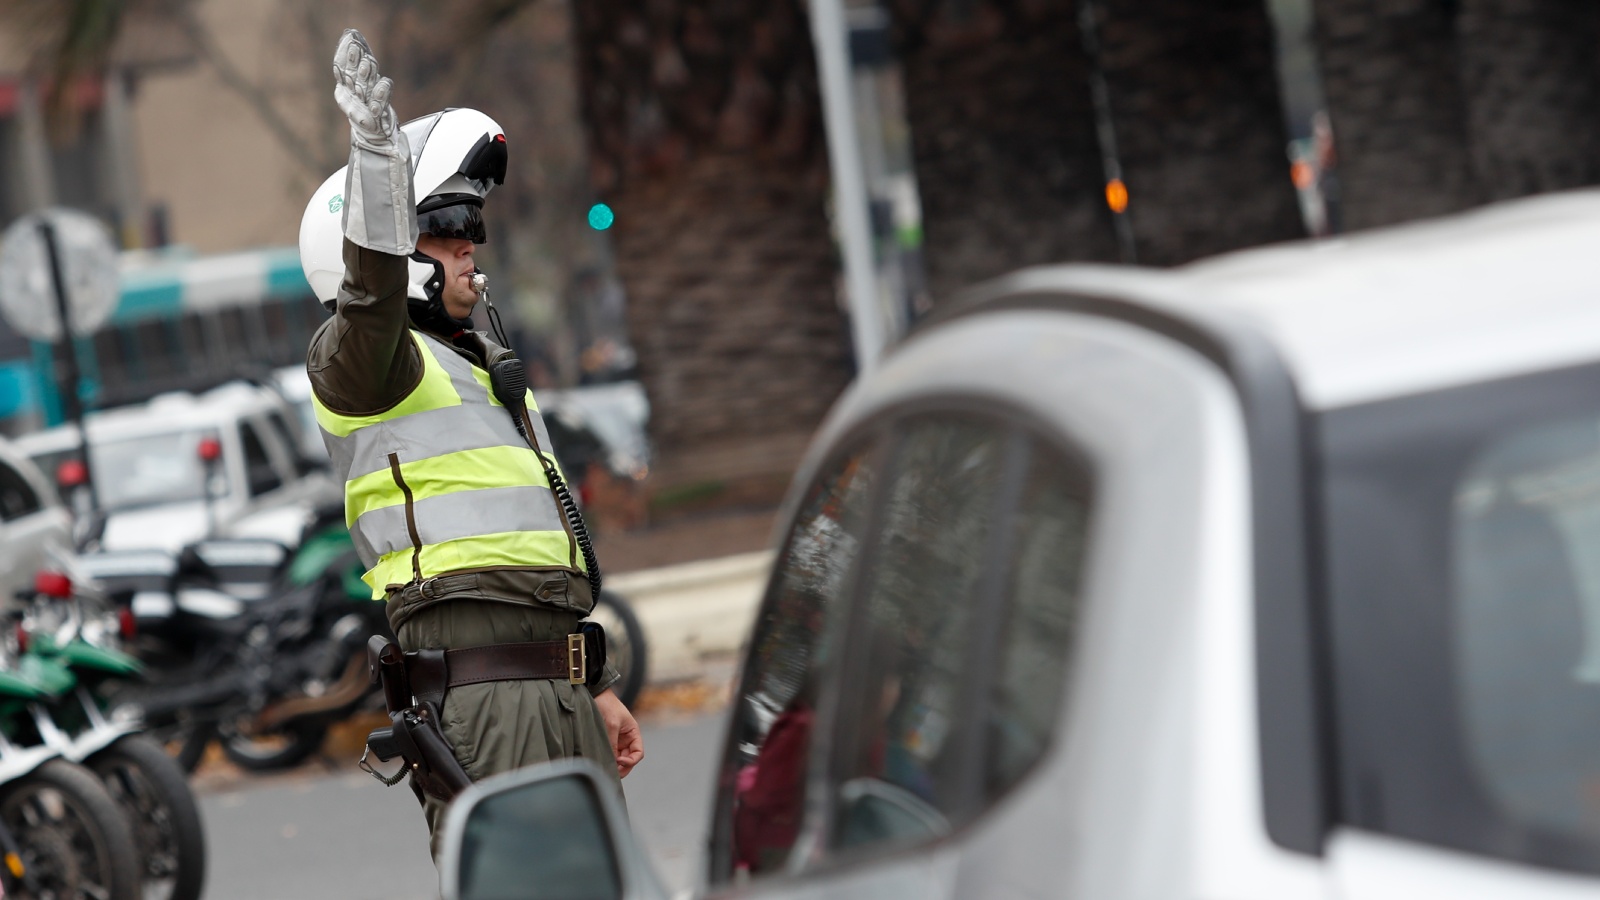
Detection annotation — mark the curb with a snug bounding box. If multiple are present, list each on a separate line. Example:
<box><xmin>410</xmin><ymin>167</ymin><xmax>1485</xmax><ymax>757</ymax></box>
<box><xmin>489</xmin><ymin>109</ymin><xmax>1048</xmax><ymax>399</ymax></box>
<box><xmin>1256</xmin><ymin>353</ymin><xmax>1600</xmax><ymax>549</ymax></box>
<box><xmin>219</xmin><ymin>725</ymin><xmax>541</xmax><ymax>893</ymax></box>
<box><xmin>606</xmin><ymin>550</ymin><xmax>774</xmax><ymax>685</ymax></box>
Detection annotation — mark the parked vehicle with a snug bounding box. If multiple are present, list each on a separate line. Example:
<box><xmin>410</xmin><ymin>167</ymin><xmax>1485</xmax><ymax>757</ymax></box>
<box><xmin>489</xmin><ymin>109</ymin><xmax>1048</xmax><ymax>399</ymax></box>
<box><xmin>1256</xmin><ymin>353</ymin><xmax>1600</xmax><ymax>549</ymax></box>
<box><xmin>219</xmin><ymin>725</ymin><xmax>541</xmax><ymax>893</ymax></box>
<box><xmin>269</xmin><ymin>365</ymin><xmax>330</xmax><ymax>465</ymax></box>
<box><xmin>10</xmin><ymin>572</ymin><xmax>206</xmax><ymax>900</ymax></box>
<box><xmin>16</xmin><ymin>380</ymin><xmax>338</xmax><ymax>553</ymax></box>
<box><xmin>0</xmin><ymin>437</ymin><xmax>73</xmax><ymax>611</ymax></box>
<box><xmin>83</xmin><ymin>521</ymin><xmax>387</xmax><ymax>774</ymax></box>
<box><xmin>0</xmin><ymin>647</ymin><xmax>140</xmax><ymax>900</ymax></box>
<box><xmin>433</xmin><ymin>190</ymin><xmax>1600</xmax><ymax>899</ymax></box>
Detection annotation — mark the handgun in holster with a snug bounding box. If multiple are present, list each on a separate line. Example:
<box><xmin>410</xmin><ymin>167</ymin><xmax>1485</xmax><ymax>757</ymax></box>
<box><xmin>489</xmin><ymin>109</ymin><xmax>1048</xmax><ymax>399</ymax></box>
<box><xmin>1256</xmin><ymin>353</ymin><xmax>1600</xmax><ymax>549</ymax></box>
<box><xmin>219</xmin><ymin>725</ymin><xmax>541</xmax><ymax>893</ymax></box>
<box><xmin>359</xmin><ymin>635</ymin><xmax>472</xmax><ymax>803</ymax></box>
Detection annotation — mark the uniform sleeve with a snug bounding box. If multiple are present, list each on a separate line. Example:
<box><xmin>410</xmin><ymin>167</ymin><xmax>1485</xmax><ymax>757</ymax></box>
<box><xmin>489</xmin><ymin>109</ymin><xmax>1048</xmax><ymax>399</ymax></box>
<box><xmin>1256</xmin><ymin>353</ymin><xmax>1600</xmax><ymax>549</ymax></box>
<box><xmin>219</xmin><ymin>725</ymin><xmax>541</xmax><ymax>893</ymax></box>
<box><xmin>305</xmin><ymin>238</ymin><xmax>423</xmax><ymax>416</ymax></box>
<box><xmin>587</xmin><ymin>660</ymin><xmax>622</xmax><ymax>697</ymax></box>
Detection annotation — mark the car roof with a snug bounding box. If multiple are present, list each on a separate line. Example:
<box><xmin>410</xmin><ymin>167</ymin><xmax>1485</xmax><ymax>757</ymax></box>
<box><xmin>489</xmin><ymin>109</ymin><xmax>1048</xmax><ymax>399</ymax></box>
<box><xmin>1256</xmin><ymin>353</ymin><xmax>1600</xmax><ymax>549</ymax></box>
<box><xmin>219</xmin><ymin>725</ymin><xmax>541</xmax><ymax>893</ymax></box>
<box><xmin>968</xmin><ymin>188</ymin><xmax>1600</xmax><ymax>411</ymax></box>
<box><xmin>14</xmin><ymin>381</ymin><xmax>283</xmax><ymax>454</ymax></box>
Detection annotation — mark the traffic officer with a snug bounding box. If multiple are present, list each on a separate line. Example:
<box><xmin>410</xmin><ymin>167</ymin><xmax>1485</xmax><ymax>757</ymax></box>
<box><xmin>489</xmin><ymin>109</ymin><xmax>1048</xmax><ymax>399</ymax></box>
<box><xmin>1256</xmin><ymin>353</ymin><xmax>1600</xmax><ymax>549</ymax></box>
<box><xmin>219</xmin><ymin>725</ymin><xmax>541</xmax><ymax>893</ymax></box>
<box><xmin>297</xmin><ymin>29</ymin><xmax>643</xmax><ymax>855</ymax></box>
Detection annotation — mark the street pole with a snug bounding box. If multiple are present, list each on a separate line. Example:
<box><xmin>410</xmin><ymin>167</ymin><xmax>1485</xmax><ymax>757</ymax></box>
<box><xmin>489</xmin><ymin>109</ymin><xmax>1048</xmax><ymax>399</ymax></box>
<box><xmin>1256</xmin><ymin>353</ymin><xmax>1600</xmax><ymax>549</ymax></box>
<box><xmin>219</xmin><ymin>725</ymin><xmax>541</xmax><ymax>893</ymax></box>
<box><xmin>810</xmin><ymin>0</ymin><xmax>888</xmax><ymax>372</ymax></box>
<box><xmin>37</xmin><ymin>217</ymin><xmax>101</xmax><ymax>514</ymax></box>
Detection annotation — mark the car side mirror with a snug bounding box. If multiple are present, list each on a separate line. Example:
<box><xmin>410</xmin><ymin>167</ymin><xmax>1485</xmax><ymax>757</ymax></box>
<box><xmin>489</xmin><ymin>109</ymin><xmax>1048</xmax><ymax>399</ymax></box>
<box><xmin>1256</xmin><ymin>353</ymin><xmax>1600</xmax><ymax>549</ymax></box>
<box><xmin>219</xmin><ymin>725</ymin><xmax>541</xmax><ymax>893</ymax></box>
<box><xmin>439</xmin><ymin>758</ymin><xmax>667</xmax><ymax>900</ymax></box>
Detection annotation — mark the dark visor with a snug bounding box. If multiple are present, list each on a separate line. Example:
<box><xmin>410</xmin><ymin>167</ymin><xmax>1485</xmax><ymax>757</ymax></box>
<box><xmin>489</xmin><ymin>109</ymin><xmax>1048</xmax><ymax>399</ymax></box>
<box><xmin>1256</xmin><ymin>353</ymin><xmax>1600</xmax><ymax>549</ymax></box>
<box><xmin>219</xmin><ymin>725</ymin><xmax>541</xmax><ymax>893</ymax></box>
<box><xmin>417</xmin><ymin>203</ymin><xmax>487</xmax><ymax>244</ymax></box>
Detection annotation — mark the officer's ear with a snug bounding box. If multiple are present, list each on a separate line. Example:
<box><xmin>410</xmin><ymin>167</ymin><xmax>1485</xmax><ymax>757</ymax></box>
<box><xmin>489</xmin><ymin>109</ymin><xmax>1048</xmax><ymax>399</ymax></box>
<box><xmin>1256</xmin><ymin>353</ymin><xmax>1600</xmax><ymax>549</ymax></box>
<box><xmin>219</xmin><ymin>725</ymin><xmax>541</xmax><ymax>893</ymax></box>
<box><xmin>438</xmin><ymin>758</ymin><xmax>666</xmax><ymax>900</ymax></box>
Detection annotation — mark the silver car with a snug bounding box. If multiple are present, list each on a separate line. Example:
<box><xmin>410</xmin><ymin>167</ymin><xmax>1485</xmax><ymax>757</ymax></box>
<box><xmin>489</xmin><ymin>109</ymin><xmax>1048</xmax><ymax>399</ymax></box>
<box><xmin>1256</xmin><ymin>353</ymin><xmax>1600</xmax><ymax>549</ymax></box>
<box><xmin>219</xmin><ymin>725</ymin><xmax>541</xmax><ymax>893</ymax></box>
<box><xmin>438</xmin><ymin>189</ymin><xmax>1600</xmax><ymax>899</ymax></box>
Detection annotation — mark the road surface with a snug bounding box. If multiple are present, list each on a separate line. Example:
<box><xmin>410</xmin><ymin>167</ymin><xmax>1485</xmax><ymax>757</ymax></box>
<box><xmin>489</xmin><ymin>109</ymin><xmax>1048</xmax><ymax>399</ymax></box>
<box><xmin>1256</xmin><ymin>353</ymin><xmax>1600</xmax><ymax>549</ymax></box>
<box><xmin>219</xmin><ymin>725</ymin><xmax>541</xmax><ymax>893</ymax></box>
<box><xmin>196</xmin><ymin>711</ymin><xmax>726</xmax><ymax>899</ymax></box>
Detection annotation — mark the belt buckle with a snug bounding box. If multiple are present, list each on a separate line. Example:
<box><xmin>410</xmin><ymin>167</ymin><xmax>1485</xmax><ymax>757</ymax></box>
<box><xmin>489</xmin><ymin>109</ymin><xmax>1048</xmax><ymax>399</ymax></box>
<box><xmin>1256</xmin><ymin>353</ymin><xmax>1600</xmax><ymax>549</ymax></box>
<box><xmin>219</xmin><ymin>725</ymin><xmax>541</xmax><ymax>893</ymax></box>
<box><xmin>567</xmin><ymin>633</ymin><xmax>586</xmax><ymax>685</ymax></box>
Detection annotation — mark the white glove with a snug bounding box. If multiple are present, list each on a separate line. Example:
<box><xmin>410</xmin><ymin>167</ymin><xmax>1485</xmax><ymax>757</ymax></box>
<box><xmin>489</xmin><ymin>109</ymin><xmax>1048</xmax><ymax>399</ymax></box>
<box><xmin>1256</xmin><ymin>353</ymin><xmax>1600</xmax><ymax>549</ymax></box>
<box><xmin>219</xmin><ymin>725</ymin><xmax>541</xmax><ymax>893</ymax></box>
<box><xmin>332</xmin><ymin>29</ymin><xmax>416</xmax><ymax>256</ymax></box>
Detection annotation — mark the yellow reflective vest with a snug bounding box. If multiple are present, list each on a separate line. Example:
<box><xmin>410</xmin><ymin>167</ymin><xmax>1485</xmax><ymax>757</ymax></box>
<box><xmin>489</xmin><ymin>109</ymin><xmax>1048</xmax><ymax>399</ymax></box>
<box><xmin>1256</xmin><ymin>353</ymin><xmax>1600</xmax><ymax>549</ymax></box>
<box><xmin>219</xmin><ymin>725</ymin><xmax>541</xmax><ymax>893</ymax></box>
<box><xmin>313</xmin><ymin>330</ymin><xmax>581</xmax><ymax>598</ymax></box>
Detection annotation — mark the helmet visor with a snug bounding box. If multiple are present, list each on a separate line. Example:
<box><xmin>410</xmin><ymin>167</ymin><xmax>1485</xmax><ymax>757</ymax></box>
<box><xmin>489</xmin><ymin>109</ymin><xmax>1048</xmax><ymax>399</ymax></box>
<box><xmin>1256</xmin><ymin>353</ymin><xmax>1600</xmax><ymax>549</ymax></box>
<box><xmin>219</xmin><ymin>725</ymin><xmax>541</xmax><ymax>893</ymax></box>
<box><xmin>417</xmin><ymin>203</ymin><xmax>487</xmax><ymax>244</ymax></box>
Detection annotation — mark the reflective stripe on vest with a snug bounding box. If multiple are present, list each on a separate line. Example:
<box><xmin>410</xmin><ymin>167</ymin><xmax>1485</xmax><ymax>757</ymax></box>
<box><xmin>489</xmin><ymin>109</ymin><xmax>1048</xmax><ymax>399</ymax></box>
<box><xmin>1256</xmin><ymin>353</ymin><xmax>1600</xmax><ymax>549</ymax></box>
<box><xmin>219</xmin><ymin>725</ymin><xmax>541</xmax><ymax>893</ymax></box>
<box><xmin>313</xmin><ymin>330</ymin><xmax>580</xmax><ymax>598</ymax></box>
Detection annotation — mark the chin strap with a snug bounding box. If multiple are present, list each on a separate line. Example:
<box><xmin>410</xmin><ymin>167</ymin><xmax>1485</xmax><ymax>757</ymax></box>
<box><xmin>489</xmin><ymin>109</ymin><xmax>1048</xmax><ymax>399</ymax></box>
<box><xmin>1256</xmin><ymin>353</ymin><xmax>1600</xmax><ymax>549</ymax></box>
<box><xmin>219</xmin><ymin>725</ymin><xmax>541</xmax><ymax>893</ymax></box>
<box><xmin>407</xmin><ymin>254</ymin><xmax>443</xmax><ymax>302</ymax></box>
<box><xmin>406</xmin><ymin>252</ymin><xmax>473</xmax><ymax>334</ymax></box>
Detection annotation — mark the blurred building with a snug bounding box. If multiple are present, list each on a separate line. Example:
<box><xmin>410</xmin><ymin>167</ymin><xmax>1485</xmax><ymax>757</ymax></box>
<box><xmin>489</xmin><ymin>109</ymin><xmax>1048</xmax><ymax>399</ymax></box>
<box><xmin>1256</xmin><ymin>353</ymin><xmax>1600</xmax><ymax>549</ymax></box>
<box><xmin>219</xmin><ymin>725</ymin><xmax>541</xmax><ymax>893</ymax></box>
<box><xmin>0</xmin><ymin>7</ymin><xmax>323</xmax><ymax>430</ymax></box>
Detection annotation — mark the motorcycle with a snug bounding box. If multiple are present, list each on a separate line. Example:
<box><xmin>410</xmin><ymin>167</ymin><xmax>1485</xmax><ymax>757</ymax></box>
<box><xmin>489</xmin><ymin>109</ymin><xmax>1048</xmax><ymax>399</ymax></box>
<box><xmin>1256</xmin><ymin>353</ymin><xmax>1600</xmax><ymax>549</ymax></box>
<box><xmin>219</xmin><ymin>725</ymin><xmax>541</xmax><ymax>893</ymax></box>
<box><xmin>10</xmin><ymin>572</ymin><xmax>207</xmax><ymax>900</ymax></box>
<box><xmin>88</xmin><ymin>531</ymin><xmax>385</xmax><ymax>775</ymax></box>
<box><xmin>0</xmin><ymin>641</ymin><xmax>141</xmax><ymax>900</ymax></box>
<box><xmin>85</xmin><ymin>498</ymin><xmax>649</xmax><ymax>776</ymax></box>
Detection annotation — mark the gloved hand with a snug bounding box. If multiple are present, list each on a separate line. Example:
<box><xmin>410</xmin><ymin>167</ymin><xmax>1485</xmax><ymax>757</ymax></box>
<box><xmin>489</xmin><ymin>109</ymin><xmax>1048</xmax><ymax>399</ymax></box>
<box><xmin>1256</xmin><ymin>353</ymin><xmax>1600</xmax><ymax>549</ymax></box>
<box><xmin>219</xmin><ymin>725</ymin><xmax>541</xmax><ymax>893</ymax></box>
<box><xmin>332</xmin><ymin>29</ymin><xmax>416</xmax><ymax>256</ymax></box>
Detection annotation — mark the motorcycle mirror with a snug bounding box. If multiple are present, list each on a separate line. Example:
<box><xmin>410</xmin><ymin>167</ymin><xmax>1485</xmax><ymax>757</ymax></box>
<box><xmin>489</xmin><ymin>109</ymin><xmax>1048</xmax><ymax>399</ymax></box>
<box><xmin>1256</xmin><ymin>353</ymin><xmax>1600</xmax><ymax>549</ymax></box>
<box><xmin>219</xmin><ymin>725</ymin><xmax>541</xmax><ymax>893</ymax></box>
<box><xmin>35</xmin><ymin>570</ymin><xmax>72</xmax><ymax>600</ymax></box>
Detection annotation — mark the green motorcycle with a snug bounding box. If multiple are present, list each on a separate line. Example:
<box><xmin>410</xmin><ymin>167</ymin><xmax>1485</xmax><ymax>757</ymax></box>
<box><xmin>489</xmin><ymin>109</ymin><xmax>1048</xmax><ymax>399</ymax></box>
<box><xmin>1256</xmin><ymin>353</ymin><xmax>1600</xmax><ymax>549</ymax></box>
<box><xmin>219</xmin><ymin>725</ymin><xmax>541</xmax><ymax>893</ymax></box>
<box><xmin>16</xmin><ymin>577</ymin><xmax>207</xmax><ymax>900</ymax></box>
<box><xmin>0</xmin><ymin>647</ymin><xmax>141</xmax><ymax>900</ymax></box>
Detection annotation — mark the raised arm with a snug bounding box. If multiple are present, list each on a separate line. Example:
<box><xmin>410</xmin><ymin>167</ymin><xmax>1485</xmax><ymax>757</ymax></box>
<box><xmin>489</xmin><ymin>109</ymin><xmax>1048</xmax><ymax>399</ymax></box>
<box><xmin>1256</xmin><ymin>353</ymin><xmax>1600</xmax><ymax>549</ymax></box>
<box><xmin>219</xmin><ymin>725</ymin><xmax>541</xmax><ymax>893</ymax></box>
<box><xmin>305</xmin><ymin>29</ymin><xmax>422</xmax><ymax>415</ymax></box>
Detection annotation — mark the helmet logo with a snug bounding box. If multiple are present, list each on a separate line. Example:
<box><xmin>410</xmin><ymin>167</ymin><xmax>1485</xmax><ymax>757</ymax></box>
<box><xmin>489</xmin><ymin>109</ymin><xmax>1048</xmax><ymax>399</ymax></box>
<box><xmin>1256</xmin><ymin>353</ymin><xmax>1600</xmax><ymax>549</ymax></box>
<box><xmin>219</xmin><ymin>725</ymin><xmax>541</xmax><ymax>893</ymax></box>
<box><xmin>329</xmin><ymin>194</ymin><xmax>344</xmax><ymax>214</ymax></box>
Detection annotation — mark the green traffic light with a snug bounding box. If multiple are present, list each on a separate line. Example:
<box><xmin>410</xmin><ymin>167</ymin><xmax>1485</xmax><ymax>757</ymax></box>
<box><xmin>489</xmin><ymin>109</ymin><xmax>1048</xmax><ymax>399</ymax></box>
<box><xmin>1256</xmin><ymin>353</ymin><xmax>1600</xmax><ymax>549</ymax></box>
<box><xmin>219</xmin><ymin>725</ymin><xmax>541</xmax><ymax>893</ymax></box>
<box><xmin>588</xmin><ymin>203</ymin><xmax>615</xmax><ymax>231</ymax></box>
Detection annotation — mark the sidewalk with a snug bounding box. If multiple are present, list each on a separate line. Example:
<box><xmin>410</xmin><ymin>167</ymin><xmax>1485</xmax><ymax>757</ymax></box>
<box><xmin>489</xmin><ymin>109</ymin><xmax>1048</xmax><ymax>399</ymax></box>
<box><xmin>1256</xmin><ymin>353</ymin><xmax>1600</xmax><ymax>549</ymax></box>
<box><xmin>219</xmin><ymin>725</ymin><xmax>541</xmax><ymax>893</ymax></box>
<box><xmin>596</xmin><ymin>509</ymin><xmax>779</xmax><ymax>685</ymax></box>
<box><xmin>594</xmin><ymin>509</ymin><xmax>779</xmax><ymax>716</ymax></box>
<box><xmin>592</xmin><ymin>508</ymin><xmax>778</xmax><ymax>574</ymax></box>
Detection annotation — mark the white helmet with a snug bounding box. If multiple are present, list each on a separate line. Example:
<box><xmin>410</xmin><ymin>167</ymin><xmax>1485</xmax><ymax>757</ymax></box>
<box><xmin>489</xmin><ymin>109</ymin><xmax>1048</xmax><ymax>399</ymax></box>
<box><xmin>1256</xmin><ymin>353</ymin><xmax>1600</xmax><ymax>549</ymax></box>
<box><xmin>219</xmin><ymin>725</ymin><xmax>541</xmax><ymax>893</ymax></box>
<box><xmin>299</xmin><ymin>108</ymin><xmax>508</xmax><ymax>305</ymax></box>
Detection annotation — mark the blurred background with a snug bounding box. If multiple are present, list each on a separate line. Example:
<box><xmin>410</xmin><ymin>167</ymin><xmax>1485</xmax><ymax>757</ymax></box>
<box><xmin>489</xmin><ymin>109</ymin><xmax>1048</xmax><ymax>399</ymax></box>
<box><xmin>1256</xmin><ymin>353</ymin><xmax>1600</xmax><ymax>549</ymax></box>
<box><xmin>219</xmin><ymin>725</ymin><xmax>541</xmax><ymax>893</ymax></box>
<box><xmin>0</xmin><ymin>1</ymin><xmax>1596</xmax><ymax>895</ymax></box>
<box><xmin>0</xmin><ymin>0</ymin><xmax>1591</xmax><ymax>525</ymax></box>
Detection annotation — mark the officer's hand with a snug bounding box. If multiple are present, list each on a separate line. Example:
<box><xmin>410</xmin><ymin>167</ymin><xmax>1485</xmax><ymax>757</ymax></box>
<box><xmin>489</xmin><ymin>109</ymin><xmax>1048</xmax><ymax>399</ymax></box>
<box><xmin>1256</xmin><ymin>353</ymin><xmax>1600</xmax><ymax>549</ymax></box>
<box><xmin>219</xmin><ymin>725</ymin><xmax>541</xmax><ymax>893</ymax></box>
<box><xmin>332</xmin><ymin>29</ymin><xmax>399</xmax><ymax>150</ymax></box>
<box><xmin>593</xmin><ymin>689</ymin><xmax>644</xmax><ymax>778</ymax></box>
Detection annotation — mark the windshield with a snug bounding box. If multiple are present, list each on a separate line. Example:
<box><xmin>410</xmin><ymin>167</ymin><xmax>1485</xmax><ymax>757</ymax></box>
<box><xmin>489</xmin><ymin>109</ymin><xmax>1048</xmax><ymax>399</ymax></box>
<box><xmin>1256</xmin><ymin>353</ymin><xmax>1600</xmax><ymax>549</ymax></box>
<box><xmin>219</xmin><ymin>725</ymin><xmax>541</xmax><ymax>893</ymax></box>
<box><xmin>91</xmin><ymin>430</ymin><xmax>220</xmax><ymax>510</ymax></box>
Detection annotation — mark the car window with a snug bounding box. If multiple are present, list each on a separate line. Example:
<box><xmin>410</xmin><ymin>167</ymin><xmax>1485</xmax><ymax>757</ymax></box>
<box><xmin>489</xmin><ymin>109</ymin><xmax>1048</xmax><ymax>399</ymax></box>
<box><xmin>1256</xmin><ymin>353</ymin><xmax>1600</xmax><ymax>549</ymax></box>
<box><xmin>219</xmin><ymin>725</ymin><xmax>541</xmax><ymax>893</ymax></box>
<box><xmin>1319</xmin><ymin>364</ymin><xmax>1600</xmax><ymax>876</ymax></box>
<box><xmin>711</xmin><ymin>436</ymin><xmax>884</xmax><ymax>883</ymax></box>
<box><xmin>819</xmin><ymin>419</ymin><xmax>1092</xmax><ymax>862</ymax></box>
<box><xmin>826</xmin><ymin>418</ymin><xmax>1008</xmax><ymax>857</ymax></box>
<box><xmin>92</xmin><ymin>431</ymin><xmax>213</xmax><ymax>510</ymax></box>
<box><xmin>1454</xmin><ymin>417</ymin><xmax>1600</xmax><ymax>847</ymax></box>
<box><xmin>985</xmin><ymin>449</ymin><xmax>1090</xmax><ymax>798</ymax></box>
<box><xmin>241</xmin><ymin>422</ymin><xmax>283</xmax><ymax>497</ymax></box>
<box><xmin>709</xmin><ymin>413</ymin><xmax>1096</xmax><ymax>887</ymax></box>
<box><xmin>0</xmin><ymin>460</ymin><xmax>41</xmax><ymax>521</ymax></box>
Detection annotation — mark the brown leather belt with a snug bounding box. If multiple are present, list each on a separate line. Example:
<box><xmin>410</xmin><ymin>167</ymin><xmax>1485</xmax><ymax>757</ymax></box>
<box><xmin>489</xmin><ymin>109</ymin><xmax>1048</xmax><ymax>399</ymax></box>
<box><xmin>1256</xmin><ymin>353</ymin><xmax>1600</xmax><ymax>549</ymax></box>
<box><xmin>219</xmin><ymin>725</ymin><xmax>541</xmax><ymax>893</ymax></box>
<box><xmin>403</xmin><ymin>636</ymin><xmax>586</xmax><ymax>710</ymax></box>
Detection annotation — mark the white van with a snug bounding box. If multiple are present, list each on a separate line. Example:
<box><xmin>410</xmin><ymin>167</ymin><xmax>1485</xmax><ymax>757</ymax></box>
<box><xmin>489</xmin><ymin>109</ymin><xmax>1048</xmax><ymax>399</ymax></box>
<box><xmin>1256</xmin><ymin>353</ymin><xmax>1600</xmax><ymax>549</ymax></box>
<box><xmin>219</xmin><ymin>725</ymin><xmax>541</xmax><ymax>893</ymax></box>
<box><xmin>16</xmin><ymin>381</ymin><xmax>337</xmax><ymax>552</ymax></box>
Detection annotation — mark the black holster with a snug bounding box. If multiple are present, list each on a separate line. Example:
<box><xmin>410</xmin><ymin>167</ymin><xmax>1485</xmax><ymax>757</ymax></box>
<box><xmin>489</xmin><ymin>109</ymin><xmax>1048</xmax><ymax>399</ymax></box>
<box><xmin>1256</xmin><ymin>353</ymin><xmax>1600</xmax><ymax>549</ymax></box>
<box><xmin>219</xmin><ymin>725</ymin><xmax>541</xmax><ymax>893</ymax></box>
<box><xmin>364</xmin><ymin>636</ymin><xmax>472</xmax><ymax>803</ymax></box>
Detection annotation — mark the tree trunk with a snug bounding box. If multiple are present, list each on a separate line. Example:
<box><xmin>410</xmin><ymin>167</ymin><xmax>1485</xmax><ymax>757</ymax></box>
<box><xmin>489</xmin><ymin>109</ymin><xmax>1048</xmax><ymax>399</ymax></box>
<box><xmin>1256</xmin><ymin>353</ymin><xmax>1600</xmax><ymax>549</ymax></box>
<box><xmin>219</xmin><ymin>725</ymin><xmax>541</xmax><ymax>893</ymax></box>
<box><xmin>1457</xmin><ymin>0</ymin><xmax>1600</xmax><ymax>201</ymax></box>
<box><xmin>1312</xmin><ymin>0</ymin><xmax>1483</xmax><ymax>230</ymax></box>
<box><xmin>1097</xmin><ymin>0</ymin><xmax>1304</xmax><ymax>264</ymax></box>
<box><xmin>890</xmin><ymin>0</ymin><xmax>1302</xmax><ymax>293</ymax></box>
<box><xmin>889</xmin><ymin>0</ymin><xmax>1118</xmax><ymax>302</ymax></box>
<box><xmin>571</xmin><ymin>0</ymin><xmax>851</xmax><ymax>514</ymax></box>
